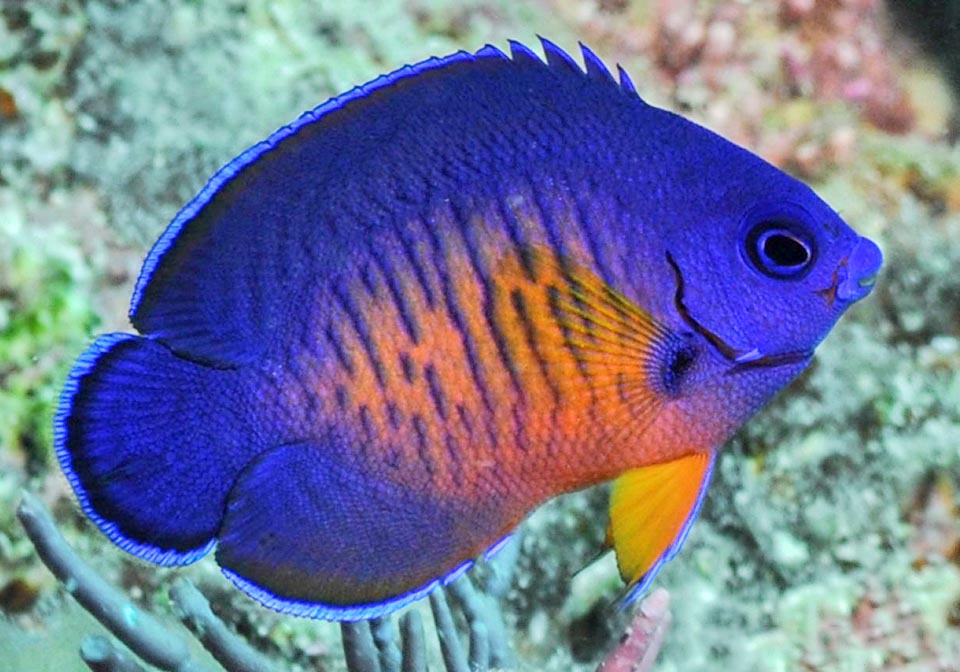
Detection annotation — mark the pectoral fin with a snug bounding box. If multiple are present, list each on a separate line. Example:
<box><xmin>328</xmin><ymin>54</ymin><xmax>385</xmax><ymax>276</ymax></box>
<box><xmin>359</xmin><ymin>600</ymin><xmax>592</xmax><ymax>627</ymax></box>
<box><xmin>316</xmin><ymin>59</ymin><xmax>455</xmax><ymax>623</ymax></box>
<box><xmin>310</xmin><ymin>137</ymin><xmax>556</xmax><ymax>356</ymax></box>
<box><xmin>609</xmin><ymin>451</ymin><xmax>715</xmax><ymax>604</ymax></box>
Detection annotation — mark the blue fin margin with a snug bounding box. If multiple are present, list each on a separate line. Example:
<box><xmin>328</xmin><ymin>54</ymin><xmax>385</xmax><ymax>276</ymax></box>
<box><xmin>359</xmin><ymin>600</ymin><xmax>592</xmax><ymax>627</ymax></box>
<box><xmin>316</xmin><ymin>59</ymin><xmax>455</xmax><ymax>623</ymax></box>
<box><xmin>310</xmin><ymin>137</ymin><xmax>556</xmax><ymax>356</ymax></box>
<box><xmin>617</xmin><ymin>65</ymin><xmax>638</xmax><ymax>96</ymax></box>
<box><xmin>54</xmin><ymin>333</ymin><xmax>215</xmax><ymax>567</ymax></box>
<box><xmin>508</xmin><ymin>40</ymin><xmax>542</xmax><ymax>65</ymax></box>
<box><xmin>580</xmin><ymin>42</ymin><xmax>616</xmax><ymax>83</ymax></box>
<box><xmin>540</xmin><ymin>36</ymin><xmax>581</xmax><ymax>74</ymax></box>
<box><xmin>220</xmin><ymin>538</ymin><xmax>517</xmax><ymax>622</ymax></box>
<box><xmin>130</xmin><ymin>40</ymin><xmax>641</xmax><ymax>324</ymax></box>
<box><xmin>620</xmin><ymin>452</ymin><xmax>716</xmax><ymax>607</ymax></box>
<box><xmin>222</xmin><ymin>568</ymin><xmax>445</xmax><ymax>622</ymax></box>
<box><xmin>131</xmin><ymin>49</ymin><xmax>478</xmax><ymax>319</ymax></box>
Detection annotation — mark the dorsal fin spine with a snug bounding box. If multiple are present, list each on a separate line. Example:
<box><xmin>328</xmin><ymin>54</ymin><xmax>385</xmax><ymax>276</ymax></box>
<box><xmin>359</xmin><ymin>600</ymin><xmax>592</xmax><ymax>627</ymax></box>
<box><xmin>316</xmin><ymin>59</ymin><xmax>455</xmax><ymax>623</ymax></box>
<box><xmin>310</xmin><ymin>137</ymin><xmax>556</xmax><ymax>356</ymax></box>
<box><xmin>538</xmin><ymin>36</ymin><xmax>582</xmax><ymax>74</ymax></box>
<box><xmin>130</xmin><ymin>49</ymin><xmax>481</xmax><ymax>315</ymax></box>
<box><xmin>476</xmin><ymin>44</ymin><xmax>508</xmax><ymax>59</ymax></box>
<box><xmin>580</xmin><ymin>42</ymin><xmax>615</xmax><ymax>83</ymax></box>
<box><xmin>617</xmin><ymin>64</ymin><xmax>639</xmax><ymax>98</ymax></box>
<box><xmin>131</xmin><ymin>40</ymin><xmax>644</xmax><ymax>320</ymax></box>
<box><xmin>508</xmin><ymin>39</ymin><xmax>542</xmax><ymax>65</ymax></box>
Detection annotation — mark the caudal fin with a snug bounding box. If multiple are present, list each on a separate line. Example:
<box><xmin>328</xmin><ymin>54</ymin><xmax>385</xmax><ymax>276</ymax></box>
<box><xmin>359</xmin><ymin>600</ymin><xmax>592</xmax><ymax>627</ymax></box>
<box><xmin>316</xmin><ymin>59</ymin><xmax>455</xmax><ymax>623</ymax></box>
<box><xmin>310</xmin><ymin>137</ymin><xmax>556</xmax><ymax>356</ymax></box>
<box><xmin>55</xmin><ymin>334</ymin><xmax>262</xmax><ymax>565</ymax></box>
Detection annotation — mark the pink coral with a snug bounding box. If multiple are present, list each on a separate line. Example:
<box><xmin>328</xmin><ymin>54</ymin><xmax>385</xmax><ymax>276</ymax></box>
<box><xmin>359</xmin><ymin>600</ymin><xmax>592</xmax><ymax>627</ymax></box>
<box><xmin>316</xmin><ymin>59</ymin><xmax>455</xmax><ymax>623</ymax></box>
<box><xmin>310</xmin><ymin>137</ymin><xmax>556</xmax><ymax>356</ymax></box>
<box><xmin>548</xmin><ymin>0</ymin><xmax>919</xmax><ymax>177</ymax></box>
<box><xmin>779</xmin><ymin>0</ymin><xmax>914</xmax><ymax>133</ymax></box>
<box><xmin>597</xmin><ymin>589</ymin><xmax>672</xmax><ymax>672</ymax></box>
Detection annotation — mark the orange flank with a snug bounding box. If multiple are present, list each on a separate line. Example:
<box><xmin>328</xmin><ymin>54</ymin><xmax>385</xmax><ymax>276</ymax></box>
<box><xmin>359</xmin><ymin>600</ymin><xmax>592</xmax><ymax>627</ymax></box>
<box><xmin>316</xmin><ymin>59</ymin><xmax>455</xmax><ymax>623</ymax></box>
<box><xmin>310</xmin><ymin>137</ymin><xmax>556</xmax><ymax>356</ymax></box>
<box><xmin>296</xmin><ymin>193</ymin><xmax>711</xmax><ymax>519</ymax></box>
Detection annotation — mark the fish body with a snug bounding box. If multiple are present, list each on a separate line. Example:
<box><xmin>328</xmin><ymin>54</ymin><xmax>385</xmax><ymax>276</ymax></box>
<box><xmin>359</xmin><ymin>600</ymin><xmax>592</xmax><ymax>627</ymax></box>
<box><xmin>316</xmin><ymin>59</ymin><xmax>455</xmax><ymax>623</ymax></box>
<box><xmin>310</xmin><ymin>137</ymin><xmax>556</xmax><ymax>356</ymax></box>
<box><xmin>55</xmin><ymin>40</ymin><xmax>881</xmax><ymax>620</ymax></box>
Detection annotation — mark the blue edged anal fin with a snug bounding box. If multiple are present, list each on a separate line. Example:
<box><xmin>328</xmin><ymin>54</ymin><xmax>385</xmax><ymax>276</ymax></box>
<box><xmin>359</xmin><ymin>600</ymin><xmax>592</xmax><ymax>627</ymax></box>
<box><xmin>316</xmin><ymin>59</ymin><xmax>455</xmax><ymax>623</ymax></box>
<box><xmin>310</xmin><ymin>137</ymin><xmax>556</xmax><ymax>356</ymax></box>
<box><xmin>215</xmin><ymin>438</ymin><xmax>507</xmax><ymax>621</ymax></box>
<box><xmin>609</xmin><ymin>452</ymin><xmax>715</xmax><ymax>604</ymax></box>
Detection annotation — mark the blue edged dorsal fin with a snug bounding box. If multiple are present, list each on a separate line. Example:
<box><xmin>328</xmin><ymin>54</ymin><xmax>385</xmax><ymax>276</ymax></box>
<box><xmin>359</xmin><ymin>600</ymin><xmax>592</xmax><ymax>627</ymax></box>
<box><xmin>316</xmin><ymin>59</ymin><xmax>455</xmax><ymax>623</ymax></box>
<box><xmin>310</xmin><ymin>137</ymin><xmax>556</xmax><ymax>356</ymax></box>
<box><xmin>539</xmin><ymin>36</ymin><xmax>582</xmax><ymax>74</ymax></box>
<box><xmin>508</xmin><ymin>39</ymin><xmax>542</xmax><ymax>65</ymax></box>
<box><xmin>617</xmin><ymin>64</ymin><xmax>640</xmax><ymax>98</ymax></box>
<box><xmin>129</xmin><ymin>40</ymin><xmax>640</xmax><ymax>367</ymax></box>
<box><xmin>476</xmin><ymin>43</ymin><xmax>508</xmax><ymax>60</ymax></box>
<box><xmin>129</xmin><ymin>47</ymin><xmax>492</xmax><ymax>367</ymax></box>
<box><xmin>580</xmin><ymin>42</ymin><xmax>615</xmax><ymax>83</ymax></box>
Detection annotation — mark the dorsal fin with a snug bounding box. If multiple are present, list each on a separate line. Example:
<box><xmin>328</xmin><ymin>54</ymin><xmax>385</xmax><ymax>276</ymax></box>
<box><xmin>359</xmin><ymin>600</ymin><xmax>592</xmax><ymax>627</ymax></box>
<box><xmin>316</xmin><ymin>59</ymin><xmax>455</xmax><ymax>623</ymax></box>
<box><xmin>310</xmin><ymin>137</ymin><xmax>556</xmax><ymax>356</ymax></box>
<box><xmin>539</xmin><ymin>36</ymin><xmax>582</xmax><ymax>74</ymax></box>
<box><xmin>129</xmin><ymin>48</ymin><xmax>503</xmax><ymax>366</ymax></box>
<box><xmin>476</xmin><ymin>44</ymin><xmax>508</xmax><ymax>60</ymax></box>
<box><xmin>131</xmin><ymin>47</ymin><xmax>486</xmax><ymax>315</ymax></box>
<box><xmin>617</xmin><ymin>64</ymin><xmax>639</xmax><ymax>97</ymax></box>
<box><xmin>508</xmin><ymin>39</ymin><xmax>542</xmax><ymax>65</ymax></box>
<box><xmin>130</xmin><ymin>40</ymin><xmax>645</xmax><ymax>367</ymax></box>
<box><xmin>580</xmin><ymin>43</ymin><xmax>615</xmax><ymax>84</ymax></box>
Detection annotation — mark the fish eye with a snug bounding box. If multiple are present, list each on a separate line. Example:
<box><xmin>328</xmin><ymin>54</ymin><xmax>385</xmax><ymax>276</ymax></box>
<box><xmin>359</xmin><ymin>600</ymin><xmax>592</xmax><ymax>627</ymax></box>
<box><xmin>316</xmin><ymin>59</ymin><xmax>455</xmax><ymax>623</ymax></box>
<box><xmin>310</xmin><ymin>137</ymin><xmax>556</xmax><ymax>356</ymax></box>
<box><xmin>745</xmin><ymin>222</ymin><xmax>816</xmax><ymax>279</ymax></box>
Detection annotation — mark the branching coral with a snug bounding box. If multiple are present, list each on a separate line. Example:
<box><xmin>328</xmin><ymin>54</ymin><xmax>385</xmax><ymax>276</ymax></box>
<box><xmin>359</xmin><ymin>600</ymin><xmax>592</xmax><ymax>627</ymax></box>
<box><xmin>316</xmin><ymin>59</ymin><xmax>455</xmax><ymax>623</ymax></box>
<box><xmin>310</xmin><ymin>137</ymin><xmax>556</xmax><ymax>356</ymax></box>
<box><xmin>17</xmin><ymin>490</ymin><xmax>671</xmax><ymax>671</ymax></box>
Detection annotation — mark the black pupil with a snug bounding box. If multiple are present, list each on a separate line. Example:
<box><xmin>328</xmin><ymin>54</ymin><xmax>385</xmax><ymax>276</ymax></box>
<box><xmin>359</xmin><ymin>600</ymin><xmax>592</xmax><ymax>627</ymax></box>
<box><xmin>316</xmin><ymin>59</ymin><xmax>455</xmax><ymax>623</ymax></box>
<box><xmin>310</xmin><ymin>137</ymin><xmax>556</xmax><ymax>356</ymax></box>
<box><xmin>763</xmin><ymin>233</ymin><xmax>808</xmax><ymax>268</ymax></box>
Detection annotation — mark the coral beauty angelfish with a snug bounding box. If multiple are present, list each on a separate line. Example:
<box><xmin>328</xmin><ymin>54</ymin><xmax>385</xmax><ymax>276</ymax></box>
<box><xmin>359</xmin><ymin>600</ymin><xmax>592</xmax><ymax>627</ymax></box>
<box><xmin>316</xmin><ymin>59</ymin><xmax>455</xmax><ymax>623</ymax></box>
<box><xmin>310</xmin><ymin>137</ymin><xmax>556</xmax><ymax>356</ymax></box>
<box><xmin>55</xmin><ymin>39</ymin><xmax>882</xmax><ymax>621</ymax></box>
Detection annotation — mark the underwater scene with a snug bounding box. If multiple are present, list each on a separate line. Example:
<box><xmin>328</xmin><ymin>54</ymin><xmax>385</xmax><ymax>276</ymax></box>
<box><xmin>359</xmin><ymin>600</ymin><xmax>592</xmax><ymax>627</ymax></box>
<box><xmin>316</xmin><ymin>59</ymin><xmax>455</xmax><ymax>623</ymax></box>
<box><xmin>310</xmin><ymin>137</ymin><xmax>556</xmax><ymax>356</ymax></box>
<box><xmin>1</xmin><ymin>0</ymin><xmax>959</xmax><ymax>670</ymax></box>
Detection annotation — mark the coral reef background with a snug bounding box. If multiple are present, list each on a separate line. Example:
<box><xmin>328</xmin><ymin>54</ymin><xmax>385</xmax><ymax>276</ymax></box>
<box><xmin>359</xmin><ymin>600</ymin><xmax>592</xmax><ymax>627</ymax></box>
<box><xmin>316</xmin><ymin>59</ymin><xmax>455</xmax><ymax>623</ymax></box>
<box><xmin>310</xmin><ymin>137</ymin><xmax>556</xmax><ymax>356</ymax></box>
<box><xmin>1</xmin><ymin>0</ymin><xmax>958</xmax><ymax>670</ymax></box>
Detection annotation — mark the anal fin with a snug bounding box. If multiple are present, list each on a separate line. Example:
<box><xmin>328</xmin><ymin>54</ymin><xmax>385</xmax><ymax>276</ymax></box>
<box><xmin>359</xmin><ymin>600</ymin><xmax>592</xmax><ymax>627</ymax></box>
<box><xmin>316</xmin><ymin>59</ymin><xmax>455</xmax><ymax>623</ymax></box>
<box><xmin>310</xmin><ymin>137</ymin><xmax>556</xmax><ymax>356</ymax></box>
<box><xmin>215</xmin><ymin>438</ymin><xmax>518</xmax><ymax>621</ymax></box>
<box><xmin>609</xmin><ymin>451</ymin><xmax>715</xmax><ymax>604</ymax></box>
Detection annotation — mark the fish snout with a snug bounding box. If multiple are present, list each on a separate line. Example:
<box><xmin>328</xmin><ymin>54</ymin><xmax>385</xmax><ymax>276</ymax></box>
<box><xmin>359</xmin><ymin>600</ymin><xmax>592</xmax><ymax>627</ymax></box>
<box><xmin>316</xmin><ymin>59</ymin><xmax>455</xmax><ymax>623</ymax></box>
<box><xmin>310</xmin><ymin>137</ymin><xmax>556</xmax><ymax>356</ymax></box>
<box><xmin>837</xmin><ymin>236</ymin><xmax>882</xmax><ymax>303</ymax></box>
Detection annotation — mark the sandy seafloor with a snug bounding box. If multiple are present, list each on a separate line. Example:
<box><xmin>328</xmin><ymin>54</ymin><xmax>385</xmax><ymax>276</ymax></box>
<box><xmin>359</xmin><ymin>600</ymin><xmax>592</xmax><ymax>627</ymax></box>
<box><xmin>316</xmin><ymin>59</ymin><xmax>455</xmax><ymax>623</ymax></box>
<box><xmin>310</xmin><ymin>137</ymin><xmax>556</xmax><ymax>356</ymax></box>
<box><xmin>1</xmin><ymin>1</ymin><xmax>959</xmax><ymax>670</ymax></box>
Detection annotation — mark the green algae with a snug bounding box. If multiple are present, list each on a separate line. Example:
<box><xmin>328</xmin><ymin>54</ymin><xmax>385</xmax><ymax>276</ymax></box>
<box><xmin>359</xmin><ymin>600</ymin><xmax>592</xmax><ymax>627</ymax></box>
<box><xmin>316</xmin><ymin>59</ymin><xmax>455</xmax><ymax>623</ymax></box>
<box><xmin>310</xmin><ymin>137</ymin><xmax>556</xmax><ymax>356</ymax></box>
<box><xmin>0</xmin><ymin>190</ymin><xmax>100</xmax><ymax>468</ymax></box>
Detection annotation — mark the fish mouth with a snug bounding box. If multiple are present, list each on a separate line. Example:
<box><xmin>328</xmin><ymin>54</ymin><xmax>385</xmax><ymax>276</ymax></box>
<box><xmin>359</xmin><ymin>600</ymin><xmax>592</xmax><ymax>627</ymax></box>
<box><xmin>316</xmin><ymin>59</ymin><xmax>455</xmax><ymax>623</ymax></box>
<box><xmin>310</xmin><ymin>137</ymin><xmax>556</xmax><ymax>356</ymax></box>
<box><xmin>665</xmin><ymin>251</ymin><xmax>812</xmax><ymax>371</ymax></box>
<box><xmin>837</xmin><ymin>235</ymin><xmax>883</xmax><ymax>302</ymax></box>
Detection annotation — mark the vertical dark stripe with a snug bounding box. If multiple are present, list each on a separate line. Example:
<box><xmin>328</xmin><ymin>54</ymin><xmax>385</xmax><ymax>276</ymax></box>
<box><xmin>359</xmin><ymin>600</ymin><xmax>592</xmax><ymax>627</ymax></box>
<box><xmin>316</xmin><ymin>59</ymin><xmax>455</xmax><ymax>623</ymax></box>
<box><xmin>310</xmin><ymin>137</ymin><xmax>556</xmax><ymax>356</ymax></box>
<box><xmin>323</xmin><ymin>323</ymin><xmax>354</xmax><ymax>376</ymax></box>
<box><xmin>437</xmin><ymin>266</ymin><xmax>496</xmax><ymax>414</ymax></box>
<box><xmin>399</xmin><ymin>351</ymin><xmax>416</xmax><ymax>383</ymax></box>
<box><xmin>521</xmin><ymin>181</ymin><xmax>603</xmax><ymax>352</ymax></box>
<box><xmin>368</xmin><ymin>244</ymin><xmax>421</xmax><ymax>345</ymax></box>
<box><xmin>383</xmin><ymin>443</ymin><xmax>402</xmax><ymax>471</ymax></box>
<box><xmin>330</xmin><ymin>284</ymin><xmax>386</xmax><ymax>389</ymax></box>
<box><xmin>456</xmin><ymin>404</ymin><xmax>473</xmax><ymax>439</ymax></box>
<box><xmin>393</xmin><ymin>218</ymin><xmax>437</xmax><ymax>309</ymax></box>
<box><xmin>358</xmin><ymin>404</ymin><xmax>375</xmax><ymax>443</ymax></box>
<box><xmin>411</xmin><ymin>414</ymin><xmax>436</xmax><ymax>477</ymax></box>
<box><xmin>359</xmin><ymin>261</ymin><xmax>379</xmax><ymax>298</ymax></box>
<box><xmin>546</xmin><ymin>285</ymin><xmax>594</xmax><ymax>393</ymax></box>
<box><xmin>304</xmin><ymin>384</ymin><xmax>321</xmax><ymax>423</ymax></box>
<box><xmin>447</xmin><ymin>199</ymin><xmax>525</xmax><ymax>402</ymax></box>
<box><xmin>427</xmin><ymin>214</ymin><xmax>504</xmax><ymax>458</ymax></box>
<box><xmin>547</xmin><ymin>403</ymin><xmax>562</xmax><ymax>457</ymax></box>
<box><xmin>444</xmin><ymin>432</ymin><xmax>464</xmax><ymax>488</ymax></box>
<box><xmin>422</xmin><ymin>212</ymin><xmax>495</xmax><ymax>415</ymax></box>
<box><xmin>568</xmin><ymin>183</ymin><xmax>617</xmax><ymax>287</ymax></box>
<box><xmin>335</xmin><ymin>385</ymin><xmax>349</xmax><ymax>410</ymax></box>
<box><xmin>496</xmin><ymin>196</ymin><xmax>537</xmax><ymax>281</ymax></box>
<box><xmin>386</xmin><ymin>401</ymin><xmax>402</xmax><ymax>429</ymax></box>
<box><xmin>424</xmin><ymin>363</ymin><xmax>447</xmax><ymax>420</ymax></box>
<box><xmin>510</xmin><ymin>402</ymin><xmax>530</xmax><ymax>454</ymax></box>
<box><xmin>510</xmin><ymin>288</ymin><xmax>561</xmax><ymax>405</ymax></box>
<box><xmin>526</xmin><ymin>182</ymin><xmax>568</xmax><ymax>266</ymax></box>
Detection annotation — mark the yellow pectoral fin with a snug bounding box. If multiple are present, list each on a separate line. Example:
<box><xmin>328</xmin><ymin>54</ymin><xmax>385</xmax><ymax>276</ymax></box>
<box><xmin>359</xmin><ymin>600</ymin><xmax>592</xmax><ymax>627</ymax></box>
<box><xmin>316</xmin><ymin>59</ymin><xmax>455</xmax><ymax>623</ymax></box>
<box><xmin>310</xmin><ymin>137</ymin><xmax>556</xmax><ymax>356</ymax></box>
<box><xmin>609</xmin><ymin>451</ymin><xmax>715</xmax><ymax>603</ymax></box>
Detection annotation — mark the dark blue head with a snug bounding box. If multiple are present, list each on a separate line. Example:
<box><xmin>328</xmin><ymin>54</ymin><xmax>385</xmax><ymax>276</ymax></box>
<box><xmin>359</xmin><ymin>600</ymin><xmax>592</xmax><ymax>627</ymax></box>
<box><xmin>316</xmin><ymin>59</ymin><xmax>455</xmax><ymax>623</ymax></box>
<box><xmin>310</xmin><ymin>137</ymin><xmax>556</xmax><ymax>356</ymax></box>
<box><xmin>623</xmin><ymin>107</ymin><xmax>883</xmax><ymax>373</ymax></box>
